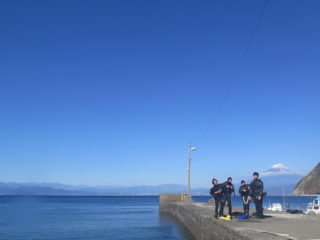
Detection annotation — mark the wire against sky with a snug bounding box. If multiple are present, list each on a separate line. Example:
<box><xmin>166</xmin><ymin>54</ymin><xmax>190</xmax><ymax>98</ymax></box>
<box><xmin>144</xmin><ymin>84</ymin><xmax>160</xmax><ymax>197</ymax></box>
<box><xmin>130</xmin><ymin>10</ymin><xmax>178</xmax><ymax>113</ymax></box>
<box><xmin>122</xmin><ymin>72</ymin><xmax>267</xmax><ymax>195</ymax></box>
<box><xmin>194</xmin><ymin>0</ymin><xmax>269</xmax><ymax>145</ymax></box>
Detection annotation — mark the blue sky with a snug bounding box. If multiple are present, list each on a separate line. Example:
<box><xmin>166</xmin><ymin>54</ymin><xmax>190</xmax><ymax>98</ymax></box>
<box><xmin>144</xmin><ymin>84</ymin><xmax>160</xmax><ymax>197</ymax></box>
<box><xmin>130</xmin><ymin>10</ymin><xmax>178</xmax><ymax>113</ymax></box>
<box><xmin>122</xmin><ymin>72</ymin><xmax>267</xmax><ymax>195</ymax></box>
<box><xmin>0</xmin><ymin>0</ymin><xmax>319</xmax><ymax>187</ymax></box>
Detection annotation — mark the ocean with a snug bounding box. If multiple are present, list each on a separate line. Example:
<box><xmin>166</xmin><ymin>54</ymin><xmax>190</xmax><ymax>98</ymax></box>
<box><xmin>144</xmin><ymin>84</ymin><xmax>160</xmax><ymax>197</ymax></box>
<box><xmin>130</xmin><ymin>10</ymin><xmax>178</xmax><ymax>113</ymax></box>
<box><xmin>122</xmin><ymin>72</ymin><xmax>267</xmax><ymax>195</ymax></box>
<box><xmin>0</xmin><ymin>195</ymin><xmax>314</xmax><ymax>240</ymax></box>
<box><xmin>192</xmin><ymin>195</ymin><xmax>314</xmax><ymax>211</ymax></box>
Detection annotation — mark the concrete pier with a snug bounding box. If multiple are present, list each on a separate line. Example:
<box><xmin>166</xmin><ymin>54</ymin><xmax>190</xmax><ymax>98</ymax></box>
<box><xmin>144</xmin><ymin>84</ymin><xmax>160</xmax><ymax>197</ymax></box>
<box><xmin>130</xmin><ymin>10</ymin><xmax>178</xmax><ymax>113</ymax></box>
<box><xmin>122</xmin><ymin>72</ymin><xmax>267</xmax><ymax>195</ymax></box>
<box><xmin>159</xmin><ymin>193</ymin><xmax>320</xmax><ymax>240</ymax></box>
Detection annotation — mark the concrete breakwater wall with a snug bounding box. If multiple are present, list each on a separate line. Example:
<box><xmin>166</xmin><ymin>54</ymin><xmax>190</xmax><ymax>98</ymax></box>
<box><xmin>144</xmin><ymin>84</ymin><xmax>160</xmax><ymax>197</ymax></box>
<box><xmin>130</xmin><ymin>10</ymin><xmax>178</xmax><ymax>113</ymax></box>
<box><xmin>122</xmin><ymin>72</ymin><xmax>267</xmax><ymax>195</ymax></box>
<box><xmin>159</xmin><ymin>193</ymin><xmax>252</xmax><ymax>240</ymax></box>
<box><xmin>159</xmin><ymin>193</ymin><xmax>320</xmax><ymax>240</ymax></box>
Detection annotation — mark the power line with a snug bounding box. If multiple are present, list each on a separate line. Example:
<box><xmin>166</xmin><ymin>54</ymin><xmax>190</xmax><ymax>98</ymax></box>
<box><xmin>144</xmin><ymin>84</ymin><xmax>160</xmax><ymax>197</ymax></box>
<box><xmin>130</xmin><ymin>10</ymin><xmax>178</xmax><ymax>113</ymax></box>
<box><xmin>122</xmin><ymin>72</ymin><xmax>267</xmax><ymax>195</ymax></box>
<box><xmin>195</xmin><ymin>0</ymin><xmax>269</xmax><ymax>145</ymax></box>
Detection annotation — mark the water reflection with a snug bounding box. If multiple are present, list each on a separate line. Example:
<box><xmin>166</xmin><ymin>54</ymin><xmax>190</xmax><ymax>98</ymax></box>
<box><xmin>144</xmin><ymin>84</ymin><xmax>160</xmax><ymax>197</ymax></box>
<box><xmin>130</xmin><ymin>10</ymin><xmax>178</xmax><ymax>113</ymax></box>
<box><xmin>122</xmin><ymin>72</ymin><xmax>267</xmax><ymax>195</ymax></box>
<box><xmin>159</xmin><ymin>213</ymin><xmax>195</xmax><ymax>240</ymax></box>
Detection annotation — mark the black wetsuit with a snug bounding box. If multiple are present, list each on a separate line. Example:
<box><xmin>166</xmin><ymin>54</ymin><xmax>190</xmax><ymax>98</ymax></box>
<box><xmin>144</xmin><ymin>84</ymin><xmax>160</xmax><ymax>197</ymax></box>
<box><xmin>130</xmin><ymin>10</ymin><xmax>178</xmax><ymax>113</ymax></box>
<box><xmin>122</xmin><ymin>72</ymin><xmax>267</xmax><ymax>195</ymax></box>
<box><xmin>250</xmin><ymin>179</ymin><xmax>264</xmax><ymax>217</ymax></box>
<box><xmin>222</xmin><ymin>181</ymin><xmax>234</xmax><ymax>215</ymax></box>
<box><xmin>239</xmin><ymin>184</ymin><xmax>250</xmax><ymax>214</ymax></box>
<box><xmin>210</xmin><ymin>184</ymin><xmax>225</xmax><ymax>217</ymax></box>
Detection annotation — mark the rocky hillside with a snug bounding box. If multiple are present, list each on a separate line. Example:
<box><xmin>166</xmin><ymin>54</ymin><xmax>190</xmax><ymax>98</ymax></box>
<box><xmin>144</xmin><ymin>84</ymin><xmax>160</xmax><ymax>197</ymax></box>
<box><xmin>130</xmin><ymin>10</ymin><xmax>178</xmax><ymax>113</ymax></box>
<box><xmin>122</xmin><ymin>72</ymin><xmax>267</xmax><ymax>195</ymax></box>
<box><xmin>293</xmin><ymin>162</ymin><xmax>320</xmax><ymax>195</ymax></box>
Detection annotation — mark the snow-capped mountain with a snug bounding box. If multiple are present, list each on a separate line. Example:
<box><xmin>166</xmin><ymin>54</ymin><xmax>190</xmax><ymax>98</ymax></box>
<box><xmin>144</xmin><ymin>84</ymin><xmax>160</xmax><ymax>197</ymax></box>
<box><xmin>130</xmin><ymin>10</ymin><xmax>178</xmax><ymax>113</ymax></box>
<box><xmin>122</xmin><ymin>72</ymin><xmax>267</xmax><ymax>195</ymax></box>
<box><xmin>261</xmin><ymin>163</ymin><xmax>297</xmax><ymax>176</ymax></box>
<box><xmin>259</xmin><ymin>163</ymin><xmax>304</xmax><ymax>195</ymax></box>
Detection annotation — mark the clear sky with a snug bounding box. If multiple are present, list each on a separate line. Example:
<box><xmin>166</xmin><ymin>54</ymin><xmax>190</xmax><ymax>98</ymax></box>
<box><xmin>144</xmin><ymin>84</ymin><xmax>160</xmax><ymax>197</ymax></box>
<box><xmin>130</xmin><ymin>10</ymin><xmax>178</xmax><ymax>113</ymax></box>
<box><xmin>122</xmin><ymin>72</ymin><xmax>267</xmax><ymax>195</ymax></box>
<box><xmin>0</xmin><ymin>0</ymin><xmax>319</xmax><ymax>187</ymax></box>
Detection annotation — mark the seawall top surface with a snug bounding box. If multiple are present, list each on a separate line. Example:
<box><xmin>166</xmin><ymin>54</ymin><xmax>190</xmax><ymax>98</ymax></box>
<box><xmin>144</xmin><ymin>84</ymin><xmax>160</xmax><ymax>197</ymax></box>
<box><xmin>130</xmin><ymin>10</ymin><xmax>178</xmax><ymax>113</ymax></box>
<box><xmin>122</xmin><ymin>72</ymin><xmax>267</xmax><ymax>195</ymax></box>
<box><xmin>180</xmin><ymin>202</ymin><xmax>320</xmax><ymax>240</ymax></box>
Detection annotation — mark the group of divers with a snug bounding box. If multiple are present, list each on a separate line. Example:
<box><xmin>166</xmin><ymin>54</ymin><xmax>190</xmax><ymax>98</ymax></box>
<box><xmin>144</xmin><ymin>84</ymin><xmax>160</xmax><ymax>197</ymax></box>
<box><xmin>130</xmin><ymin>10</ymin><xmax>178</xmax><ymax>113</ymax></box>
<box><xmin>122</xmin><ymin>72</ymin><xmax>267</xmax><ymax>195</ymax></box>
<box><xmin>210</xmin><ymin>171</ymin><xmax>265</xmax><ymax>220</ymax></box>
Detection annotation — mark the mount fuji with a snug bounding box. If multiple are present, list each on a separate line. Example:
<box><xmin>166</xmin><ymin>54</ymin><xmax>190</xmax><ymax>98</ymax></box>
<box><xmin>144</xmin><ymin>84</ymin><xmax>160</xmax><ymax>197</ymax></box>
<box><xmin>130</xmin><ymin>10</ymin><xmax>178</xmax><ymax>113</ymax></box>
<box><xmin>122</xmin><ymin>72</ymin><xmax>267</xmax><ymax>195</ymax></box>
<box><xmin>261</xmin><ymin>163</ymin><xmax>296</xmax><ymax>176</ymax></box>
<box><xmin>258</xmin><ymin>163</ymin><xmax>304</xmax><ymax>195</ymax></box>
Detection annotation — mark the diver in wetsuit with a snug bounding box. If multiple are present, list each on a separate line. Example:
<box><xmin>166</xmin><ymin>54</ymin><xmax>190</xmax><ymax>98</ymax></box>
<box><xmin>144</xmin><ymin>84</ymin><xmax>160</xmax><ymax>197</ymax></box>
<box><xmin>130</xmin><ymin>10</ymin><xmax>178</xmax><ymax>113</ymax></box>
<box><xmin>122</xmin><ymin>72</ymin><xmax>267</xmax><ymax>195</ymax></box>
<box><xmin>249</xmin><ymin>172</ymin><xmax>264</xmax><ymax>218</ymax></box>
<box><xmin>222</xmin><ymin>177</ymin><xmax>234</xmax><ymax>216</ymax></box>
<box><xmin>239</xmin><ymin>180</ymin><xmax>250</xmax><ymax>214</ymax></box>
<box><xmin>210</xmin><ymin>179</ymin><xmax>225</xmax><ymax>218</ymax></box>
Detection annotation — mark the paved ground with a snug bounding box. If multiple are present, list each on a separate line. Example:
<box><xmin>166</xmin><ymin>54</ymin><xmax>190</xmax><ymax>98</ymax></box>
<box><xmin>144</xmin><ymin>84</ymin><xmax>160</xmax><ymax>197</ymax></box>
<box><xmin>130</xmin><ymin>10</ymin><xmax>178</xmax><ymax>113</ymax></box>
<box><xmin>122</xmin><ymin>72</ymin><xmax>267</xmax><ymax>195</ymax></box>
<box><xmin>192</xmin><ymin>202</ymin><xmax>320</xmax><ymax>240</ymax></box>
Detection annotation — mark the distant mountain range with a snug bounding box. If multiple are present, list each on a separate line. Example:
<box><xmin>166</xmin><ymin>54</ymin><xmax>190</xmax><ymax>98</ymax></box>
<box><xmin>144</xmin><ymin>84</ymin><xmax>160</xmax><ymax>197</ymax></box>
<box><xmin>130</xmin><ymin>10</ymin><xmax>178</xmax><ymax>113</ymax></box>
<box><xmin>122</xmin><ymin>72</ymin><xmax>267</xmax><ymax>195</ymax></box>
<box><xmin>0</xmin><ymin>182</ymin><xmax>208</xmax><ymax>196</ymax></box>
<box><xmin>0</xmin><ymin>163</ymin><xmax>306</xmax><ymax>196</ymax></box>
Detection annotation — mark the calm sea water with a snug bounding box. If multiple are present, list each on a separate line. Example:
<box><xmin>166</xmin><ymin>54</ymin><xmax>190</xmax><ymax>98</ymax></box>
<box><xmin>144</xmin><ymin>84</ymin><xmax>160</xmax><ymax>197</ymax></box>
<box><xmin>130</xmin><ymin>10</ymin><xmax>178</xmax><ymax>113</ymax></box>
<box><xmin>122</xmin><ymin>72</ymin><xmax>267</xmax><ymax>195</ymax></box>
<box><xmin>0</xmin><ymin>196</ymin><xmax>194</xmax><ymax>240</ymax></box>
<box><xmin>0</xmin><ymin>195</ymin><xmax>314</xmax><ymax>240</ymax></box>
<box><xmin>193</xmin><ymin>195</ymin><xmax>315</xmax><ymax>211</ymax></box>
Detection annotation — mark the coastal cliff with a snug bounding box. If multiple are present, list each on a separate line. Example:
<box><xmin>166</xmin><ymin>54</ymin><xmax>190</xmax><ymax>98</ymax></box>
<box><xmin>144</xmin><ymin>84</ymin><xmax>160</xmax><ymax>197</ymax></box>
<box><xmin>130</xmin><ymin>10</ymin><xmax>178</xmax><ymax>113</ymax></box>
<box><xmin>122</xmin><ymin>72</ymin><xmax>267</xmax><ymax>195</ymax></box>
<box><xmin>293</xmin><ymin>162</ymin><xmax>320</xmax><ymax>195</ymax></box>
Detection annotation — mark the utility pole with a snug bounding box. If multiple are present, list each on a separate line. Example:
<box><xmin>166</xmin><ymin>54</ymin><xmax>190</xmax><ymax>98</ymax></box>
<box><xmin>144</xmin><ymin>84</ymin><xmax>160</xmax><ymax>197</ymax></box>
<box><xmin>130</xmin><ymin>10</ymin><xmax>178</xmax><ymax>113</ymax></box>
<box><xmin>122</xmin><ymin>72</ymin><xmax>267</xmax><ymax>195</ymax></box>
<box><xmin>188</xmin><ymin>142</ymin><xmax>191</xmax><ymax>194</ymax></box>
<box><xmin>187</xmin><ymin>142</ymin><xmax>196</xmax><ymax>195</ymax></box>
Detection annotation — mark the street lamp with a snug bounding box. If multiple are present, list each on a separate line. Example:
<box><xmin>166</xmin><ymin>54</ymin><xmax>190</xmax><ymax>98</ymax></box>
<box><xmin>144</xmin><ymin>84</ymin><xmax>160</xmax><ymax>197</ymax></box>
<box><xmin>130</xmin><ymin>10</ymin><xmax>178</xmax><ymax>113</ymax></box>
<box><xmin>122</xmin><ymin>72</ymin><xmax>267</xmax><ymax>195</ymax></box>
<box><xmin>187</xmin><ymin>142</ymin><xmax>197</xmax><ymax>195</ymax></box>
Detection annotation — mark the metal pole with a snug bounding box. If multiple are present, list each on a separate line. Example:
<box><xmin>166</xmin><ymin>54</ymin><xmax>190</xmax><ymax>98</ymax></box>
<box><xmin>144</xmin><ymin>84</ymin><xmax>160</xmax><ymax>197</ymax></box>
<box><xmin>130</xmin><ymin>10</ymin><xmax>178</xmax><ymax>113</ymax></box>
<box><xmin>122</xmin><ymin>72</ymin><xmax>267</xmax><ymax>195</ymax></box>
<box><xmin>187</xmin><ymin>142</ymin><xmax>191</xmax><ymax>194</ymax></box>
<box><xmin>283</xmin><ymin>185</ymin><xmax>285</xmax><ymax>212</ymax></box>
